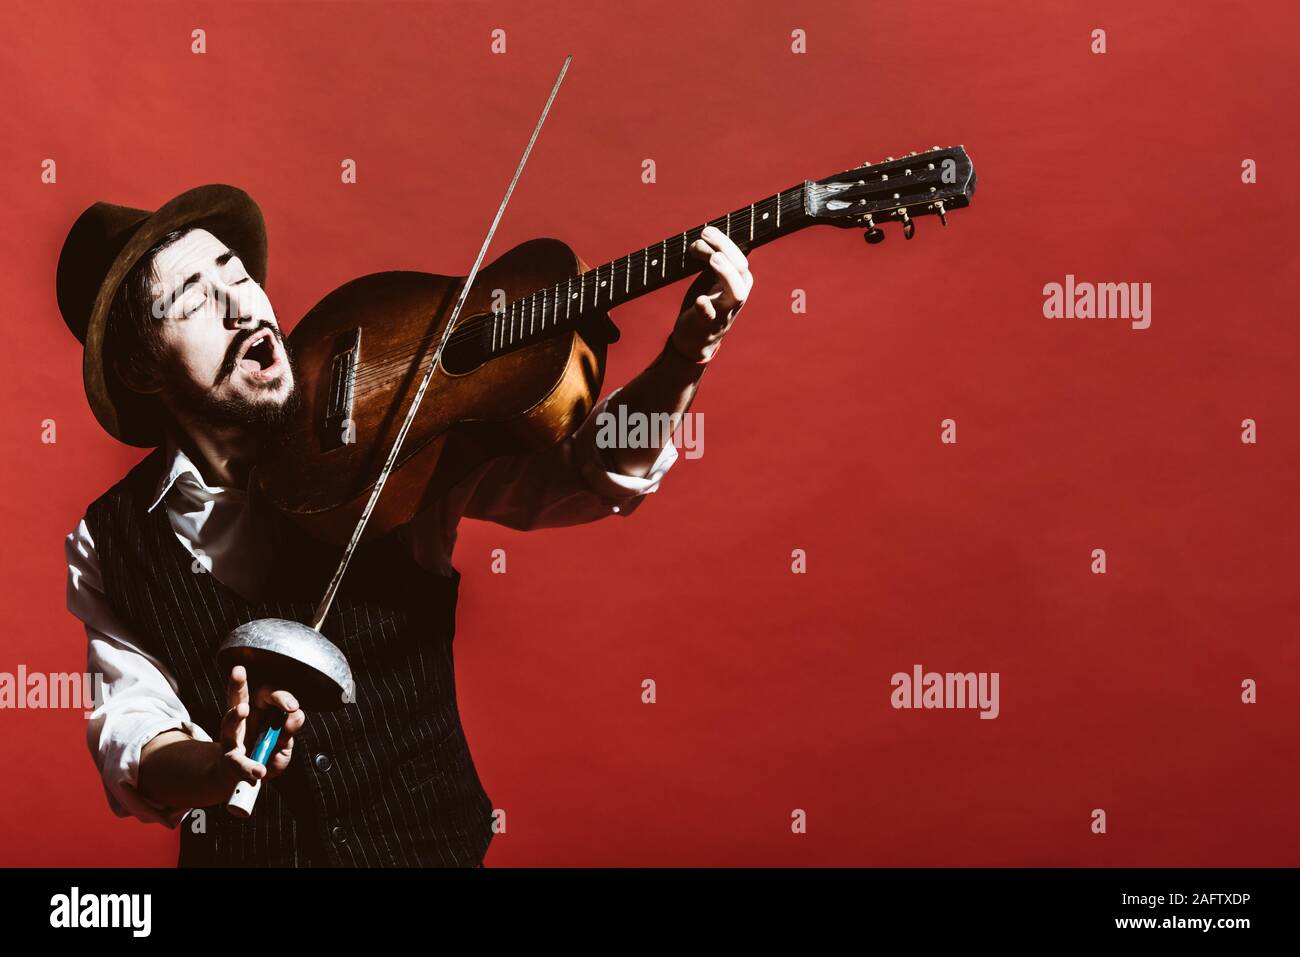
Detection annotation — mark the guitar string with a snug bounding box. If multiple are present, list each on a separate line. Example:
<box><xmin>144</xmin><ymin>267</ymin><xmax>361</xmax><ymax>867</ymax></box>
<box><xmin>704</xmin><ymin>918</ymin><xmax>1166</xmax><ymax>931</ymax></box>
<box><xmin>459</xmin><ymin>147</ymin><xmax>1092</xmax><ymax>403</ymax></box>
<box><xmin>340</xmin><ymin>174</ymin><xmax>946</xmax><ymax>387</ymax></box>
<box><xmin>355</xmin><ymin>192</ymin><xmax>792</xmax><ymax>368</ymax></box>
<box><xmin>306</xmin><ymin>162</ymin><xmax>957</xmax><ymax>389</ymax></box>
<box><xmin>342</xmin><ymin>180</ymin><xmax>941</xmax><ymax>392</ymax></box>
<box><xmin>345</xmin><ymin>174</ymin><xmax>950</xmax><ymax>385</ymax></box>
<box><xmin>339</xmin><ymin>190</ymin><xmax>804</xmax><ymax>391</ymax></box>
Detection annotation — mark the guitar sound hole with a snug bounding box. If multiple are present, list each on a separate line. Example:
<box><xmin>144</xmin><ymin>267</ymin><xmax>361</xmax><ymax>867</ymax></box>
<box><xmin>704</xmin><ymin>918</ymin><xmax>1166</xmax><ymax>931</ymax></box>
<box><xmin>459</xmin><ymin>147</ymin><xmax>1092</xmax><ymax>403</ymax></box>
<box><xmin>439</xmin><ymin>314</ymin><xmax>492</xmax><ymax>375</ymax></box>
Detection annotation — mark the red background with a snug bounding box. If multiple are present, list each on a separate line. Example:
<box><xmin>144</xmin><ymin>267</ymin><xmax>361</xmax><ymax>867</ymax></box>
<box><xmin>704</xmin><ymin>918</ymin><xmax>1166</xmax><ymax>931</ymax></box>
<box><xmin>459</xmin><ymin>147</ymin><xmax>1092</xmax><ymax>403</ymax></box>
<box><xmin>1</xmin><ymin>0</ymin><xmax>1296</xmax><ymax>867</ymax></box>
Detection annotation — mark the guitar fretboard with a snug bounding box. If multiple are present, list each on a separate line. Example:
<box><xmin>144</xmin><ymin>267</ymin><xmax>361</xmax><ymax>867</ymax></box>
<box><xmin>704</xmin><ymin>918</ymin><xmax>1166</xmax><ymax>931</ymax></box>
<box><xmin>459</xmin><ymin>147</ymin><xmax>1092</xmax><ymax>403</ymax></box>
<box><xmin>486</xmin><ymin>182</ymin><xmax>810</xmax><ymax>354</ymax></box>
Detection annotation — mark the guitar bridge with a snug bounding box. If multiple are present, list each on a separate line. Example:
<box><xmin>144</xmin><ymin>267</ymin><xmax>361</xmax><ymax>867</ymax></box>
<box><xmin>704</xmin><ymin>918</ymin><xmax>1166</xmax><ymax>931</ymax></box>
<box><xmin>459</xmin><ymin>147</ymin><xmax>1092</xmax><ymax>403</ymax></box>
<box><xmin>322</xmin><ymin>328</ymin><xmax>361</xmax><ymax>450</ymax></box>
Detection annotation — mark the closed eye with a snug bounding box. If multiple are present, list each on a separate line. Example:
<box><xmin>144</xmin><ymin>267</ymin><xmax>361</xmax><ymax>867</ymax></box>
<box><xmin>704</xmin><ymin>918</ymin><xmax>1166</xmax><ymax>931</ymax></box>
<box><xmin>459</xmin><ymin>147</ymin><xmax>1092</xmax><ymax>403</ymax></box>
<box><xmin>183</xmin><ymin>277</ymin><xmax>250</xmax><ymax>315</ymax></box>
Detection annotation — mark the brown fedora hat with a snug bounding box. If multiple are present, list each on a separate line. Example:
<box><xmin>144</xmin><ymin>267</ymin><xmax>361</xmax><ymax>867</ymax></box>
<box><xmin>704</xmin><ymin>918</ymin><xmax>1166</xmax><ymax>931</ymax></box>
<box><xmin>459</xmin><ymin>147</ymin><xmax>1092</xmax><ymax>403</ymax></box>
<box><xmin>56</xmin><ymin>184</ymin><xmax>268</xmax><ymax>447</ymax></box>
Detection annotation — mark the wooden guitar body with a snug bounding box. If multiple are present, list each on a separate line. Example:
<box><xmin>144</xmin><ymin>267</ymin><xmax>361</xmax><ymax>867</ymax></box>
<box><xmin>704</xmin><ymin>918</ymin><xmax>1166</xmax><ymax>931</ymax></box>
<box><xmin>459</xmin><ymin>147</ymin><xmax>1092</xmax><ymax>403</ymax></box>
<box><xmin>255</xmin><ymin>237</ymin><xmax>611</xmax><ymax>546</ymax></box>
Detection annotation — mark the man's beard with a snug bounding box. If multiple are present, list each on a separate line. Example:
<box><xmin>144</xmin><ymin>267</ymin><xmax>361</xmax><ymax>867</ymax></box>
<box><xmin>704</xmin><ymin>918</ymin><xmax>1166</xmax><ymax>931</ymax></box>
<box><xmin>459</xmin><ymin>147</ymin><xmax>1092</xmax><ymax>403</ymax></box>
<box><xmin>164</xmin><ymin>324</ymin><xmax>303</xmax><ymax>445</ymax></box>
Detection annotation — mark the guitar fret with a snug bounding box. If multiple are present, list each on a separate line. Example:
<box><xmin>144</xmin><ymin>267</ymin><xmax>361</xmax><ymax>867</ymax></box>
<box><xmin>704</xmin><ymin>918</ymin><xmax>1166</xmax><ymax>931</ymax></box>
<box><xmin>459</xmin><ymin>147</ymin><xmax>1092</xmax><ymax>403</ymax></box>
<box><xmin>501</xmin><ymin>193</ymin><xmax>780</xmax><ymax>351</ymax></box>
<box><xmin>476</xmin><ymin>182</ymin><xmax>813</xmax><ymax>358</ymax></box>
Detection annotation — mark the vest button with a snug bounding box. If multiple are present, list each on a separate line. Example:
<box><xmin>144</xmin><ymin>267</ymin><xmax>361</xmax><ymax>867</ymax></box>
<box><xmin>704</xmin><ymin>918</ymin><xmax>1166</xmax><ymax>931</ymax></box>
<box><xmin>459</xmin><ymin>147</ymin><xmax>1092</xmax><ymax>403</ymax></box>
<box><xmin>331</xmin><ymin>826</ymin><xmax>348</xmax><ymax>845</ymax></box>
<box><xmin>314</xmin><ymin>752</ymin><xmax>332</xmax><ymax>772</ymax></box>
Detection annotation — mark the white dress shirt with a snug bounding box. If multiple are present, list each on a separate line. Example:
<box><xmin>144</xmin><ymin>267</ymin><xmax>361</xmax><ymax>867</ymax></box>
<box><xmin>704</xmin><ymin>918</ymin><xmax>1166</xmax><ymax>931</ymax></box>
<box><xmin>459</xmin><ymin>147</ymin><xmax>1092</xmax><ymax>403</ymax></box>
<box><xmin>66</xmin><ymin>388</ymin><xmax>677</xmax><ymax>827</ymax></box>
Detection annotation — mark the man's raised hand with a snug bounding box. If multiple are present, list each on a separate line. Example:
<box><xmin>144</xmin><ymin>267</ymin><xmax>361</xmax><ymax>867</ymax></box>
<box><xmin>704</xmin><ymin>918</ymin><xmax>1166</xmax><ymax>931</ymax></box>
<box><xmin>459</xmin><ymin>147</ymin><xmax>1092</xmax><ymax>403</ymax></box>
<box><xmin>671</xmin><ymin>225</ymin><xmax>753</xmax><ymax>363</ymax></box>
<box><xmin>213</xmin><ymin>665</ymin><xmax>306</xmax><ymax>789</ymax></box>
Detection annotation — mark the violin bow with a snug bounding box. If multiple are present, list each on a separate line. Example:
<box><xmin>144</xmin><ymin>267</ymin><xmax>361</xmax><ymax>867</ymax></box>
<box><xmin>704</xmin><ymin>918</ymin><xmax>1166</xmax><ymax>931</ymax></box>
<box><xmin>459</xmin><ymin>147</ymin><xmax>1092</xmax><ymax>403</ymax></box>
<box><xmin>308</xmin><ymin>54</ymin><xmax>574</xmax><ymax>632</ymax></box>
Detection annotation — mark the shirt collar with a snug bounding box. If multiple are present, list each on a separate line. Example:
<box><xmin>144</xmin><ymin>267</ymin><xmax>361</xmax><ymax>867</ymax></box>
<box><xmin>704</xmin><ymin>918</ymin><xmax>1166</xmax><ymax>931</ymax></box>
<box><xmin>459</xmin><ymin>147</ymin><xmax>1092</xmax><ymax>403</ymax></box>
<box><xmin>147</xmin><ymin>437</ymin><xmax>220</xmax><ymax>513</ymax></box>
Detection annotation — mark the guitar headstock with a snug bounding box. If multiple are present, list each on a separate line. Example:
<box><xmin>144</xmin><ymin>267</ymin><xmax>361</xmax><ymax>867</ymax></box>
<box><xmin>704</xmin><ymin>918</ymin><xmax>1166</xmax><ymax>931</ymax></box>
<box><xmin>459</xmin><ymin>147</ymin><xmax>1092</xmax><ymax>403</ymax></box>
<box><xmin>807</xmin><ymin>145</ymin><xmax>975</xmax><ymax>241</ymax></box>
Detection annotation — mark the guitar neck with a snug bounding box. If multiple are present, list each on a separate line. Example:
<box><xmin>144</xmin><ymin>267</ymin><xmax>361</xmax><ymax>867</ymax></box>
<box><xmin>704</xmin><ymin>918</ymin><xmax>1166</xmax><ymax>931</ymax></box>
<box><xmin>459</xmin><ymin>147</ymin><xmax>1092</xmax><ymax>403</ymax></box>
<box><xmin>479</xmin><ymin>145</ymin><xmax>976</xmax><ymax>357</ymax></box>
<box><xmin>486</xmin><ymin>182</ymin><xmax>811</xmax><ymax>353</ymax></box>
<box><xmin>579</xmin><ymin>181</ymin><xmax>812</xmax><ymax>307</ymax></box>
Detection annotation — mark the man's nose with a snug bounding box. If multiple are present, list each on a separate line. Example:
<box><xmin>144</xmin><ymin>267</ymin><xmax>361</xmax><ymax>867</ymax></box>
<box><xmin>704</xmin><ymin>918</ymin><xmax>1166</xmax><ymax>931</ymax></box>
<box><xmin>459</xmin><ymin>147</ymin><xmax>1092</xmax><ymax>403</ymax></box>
<box><xmin>218</xmin><ymin>280</ymin><xmax>260</xmax><ymax>330</ymax></box>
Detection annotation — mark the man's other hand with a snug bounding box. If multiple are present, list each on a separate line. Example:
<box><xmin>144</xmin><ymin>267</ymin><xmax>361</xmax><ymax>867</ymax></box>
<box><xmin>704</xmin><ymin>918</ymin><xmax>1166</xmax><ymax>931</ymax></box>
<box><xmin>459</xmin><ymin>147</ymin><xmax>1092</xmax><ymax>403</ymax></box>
<box><xmin>214</xmin><ymin>665</ymin><xmax>306</xmax><ymax>789</ymax></box>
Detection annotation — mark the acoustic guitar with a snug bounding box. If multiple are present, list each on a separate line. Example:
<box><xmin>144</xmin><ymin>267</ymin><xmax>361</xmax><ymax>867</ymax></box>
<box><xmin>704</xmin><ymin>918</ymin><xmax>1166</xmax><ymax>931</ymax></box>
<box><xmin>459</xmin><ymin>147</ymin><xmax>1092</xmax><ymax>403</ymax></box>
<box><xmin>256</xmin><ymin>146</ymin><xmax>977</xmax><ymax>545</ymax></box>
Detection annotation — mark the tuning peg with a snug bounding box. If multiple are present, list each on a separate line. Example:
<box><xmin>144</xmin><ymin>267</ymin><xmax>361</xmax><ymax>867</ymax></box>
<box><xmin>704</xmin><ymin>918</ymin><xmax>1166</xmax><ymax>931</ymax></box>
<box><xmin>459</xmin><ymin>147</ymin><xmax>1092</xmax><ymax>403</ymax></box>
<box><xmin>900</xmin><ymin>208</ymin><xmax>915</xmax><ymax>240</ymax></box>
<box><xmin>936</xmin><ymin>200</ymin><xmax>948</xmax><ymax>226</ymax></box>
<box><xmin>864</xmin><ymin>228</ymin><xmax>885</xmax><ymax>244</ymax></box>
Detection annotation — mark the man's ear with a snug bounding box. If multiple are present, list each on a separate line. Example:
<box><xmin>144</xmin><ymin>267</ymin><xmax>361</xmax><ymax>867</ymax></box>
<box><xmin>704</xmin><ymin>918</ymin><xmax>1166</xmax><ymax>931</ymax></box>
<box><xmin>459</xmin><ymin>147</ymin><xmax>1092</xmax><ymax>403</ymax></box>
<box><xmin>112</xmin><ymin>355</ymin><xmax>163</xmax><ymax>396</ymax></box>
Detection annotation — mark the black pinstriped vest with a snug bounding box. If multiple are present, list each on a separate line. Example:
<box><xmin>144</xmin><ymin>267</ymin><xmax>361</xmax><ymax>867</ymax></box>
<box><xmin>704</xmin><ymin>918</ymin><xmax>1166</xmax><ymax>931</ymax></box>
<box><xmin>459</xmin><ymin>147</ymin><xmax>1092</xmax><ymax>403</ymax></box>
<box><xmin>84</xmin><ymin>447</ymin><xmax>494</xmax><ymax>867</ymax></box>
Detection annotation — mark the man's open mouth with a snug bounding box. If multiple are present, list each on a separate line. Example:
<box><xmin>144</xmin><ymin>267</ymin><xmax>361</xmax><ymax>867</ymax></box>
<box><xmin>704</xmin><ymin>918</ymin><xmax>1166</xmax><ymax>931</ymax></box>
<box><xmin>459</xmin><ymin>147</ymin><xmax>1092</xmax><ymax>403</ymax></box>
<box><xmin>234</xmin><ymin>329</ymin><xmax>284</xmax><ymax>381</ymax></box>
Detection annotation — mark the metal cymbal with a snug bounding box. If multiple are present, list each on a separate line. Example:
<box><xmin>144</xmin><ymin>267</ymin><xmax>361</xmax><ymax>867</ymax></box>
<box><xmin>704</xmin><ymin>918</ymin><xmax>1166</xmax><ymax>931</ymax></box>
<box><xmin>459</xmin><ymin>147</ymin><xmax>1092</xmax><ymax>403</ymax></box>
<box><xmin>216</xmin><ymin>618</ymin><xmax>354</xmax><ymax>711</ymax></box>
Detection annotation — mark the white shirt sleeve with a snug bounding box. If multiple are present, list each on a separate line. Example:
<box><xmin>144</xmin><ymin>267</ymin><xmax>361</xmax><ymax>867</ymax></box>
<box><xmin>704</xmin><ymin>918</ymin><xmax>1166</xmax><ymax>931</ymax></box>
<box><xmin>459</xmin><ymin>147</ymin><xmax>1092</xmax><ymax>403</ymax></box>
<box><xmin>397</xmin><ymin>387</ymin><xmax>681</xmax><ymax>577</ymax></box>
<box><xmin>67</xmin><ymin>517</ymin><xmax>211</xmax><ymax>828</ymax></box>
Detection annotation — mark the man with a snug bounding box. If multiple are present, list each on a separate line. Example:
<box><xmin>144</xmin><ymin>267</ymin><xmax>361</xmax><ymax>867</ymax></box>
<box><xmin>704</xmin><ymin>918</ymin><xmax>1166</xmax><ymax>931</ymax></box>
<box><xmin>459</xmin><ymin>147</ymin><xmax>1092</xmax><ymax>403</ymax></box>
<box><xmin>58</xmin><ymin>185</ymin><xmax>750</xmax><ymax>867</ymax></box>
